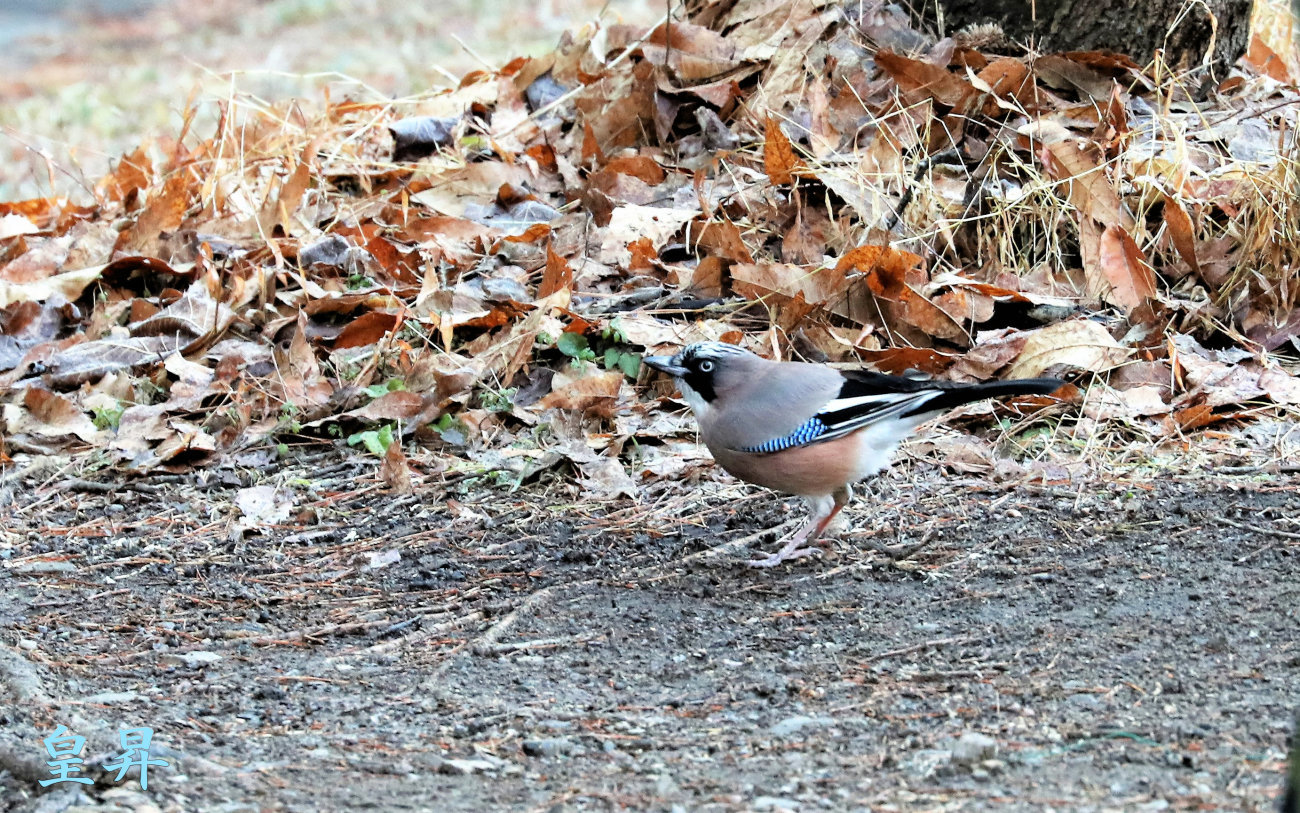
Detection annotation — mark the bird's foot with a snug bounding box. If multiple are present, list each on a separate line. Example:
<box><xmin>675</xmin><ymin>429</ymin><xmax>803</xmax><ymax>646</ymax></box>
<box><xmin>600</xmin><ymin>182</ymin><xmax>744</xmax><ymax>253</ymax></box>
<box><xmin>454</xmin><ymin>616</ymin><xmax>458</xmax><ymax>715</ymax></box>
<box><xmin>746</xmin><ymin>545</ymin><xmax>822</xmax><ymax>568</ymax></box>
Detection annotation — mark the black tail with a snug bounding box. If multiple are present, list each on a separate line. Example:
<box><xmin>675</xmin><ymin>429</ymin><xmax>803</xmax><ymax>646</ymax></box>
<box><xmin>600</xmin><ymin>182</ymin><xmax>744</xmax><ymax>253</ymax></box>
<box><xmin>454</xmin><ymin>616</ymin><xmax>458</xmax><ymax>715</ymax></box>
<box><xmin>839</xmin><ymin>370</ymin><xmax>1063</xmax><ymax>417</ymax></box>
<box><xmin>918</xmin><ymin>377</ymin><xmax>1064</xmax><ymax>414</ymax></box>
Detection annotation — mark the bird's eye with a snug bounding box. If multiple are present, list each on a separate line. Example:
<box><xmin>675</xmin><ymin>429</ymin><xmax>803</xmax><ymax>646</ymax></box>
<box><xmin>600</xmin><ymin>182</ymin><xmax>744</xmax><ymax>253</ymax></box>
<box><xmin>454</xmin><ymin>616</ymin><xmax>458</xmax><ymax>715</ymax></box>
<box><xmin>698</xmin><ymin>359</ymin><xmax>715</xmax><ymax>373</ymax></box>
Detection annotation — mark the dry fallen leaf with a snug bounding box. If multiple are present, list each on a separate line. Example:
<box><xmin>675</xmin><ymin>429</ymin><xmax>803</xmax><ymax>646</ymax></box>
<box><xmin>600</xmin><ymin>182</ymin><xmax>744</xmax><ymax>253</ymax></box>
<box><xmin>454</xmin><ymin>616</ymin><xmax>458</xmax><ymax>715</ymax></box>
<box><xmin>539</xmin><ymin>365</ymin><xmax>625</xmax><ymax>417</ymax></box>
<box><xmin>1005</xmin><ymin>319</ymin><xmax>1130</xmax><ymax>379</ymax></box>
<box><xmin>763</xmin><ymin>116</ymin><xmax>800</xmax><ymax>186</ymax></box>
<box><xmin>1092</xmin><ymin>225</ymin><xmax>1156</xmax><ymax>313</ymax></box>
<box><xmin>381</xmin><ymin>440</ymin><xmax>414</xmax><ymax>494</ymax></box>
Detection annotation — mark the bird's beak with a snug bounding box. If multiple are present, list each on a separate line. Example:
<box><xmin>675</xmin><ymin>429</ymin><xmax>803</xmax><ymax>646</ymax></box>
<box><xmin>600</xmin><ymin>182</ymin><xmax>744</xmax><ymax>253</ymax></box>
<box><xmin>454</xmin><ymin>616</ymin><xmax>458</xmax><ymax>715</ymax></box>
<box><xmin>642</xmin><ymin>354</ymin><xmax>688</xmax><ymax>378</ymax></box>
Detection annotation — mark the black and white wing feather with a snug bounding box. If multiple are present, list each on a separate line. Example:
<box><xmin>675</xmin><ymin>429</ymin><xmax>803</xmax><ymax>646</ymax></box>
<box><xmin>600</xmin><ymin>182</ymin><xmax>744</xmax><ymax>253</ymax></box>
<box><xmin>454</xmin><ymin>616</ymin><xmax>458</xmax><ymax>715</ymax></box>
<box><xmin>739</xmin><ymin>371</ymin><xmax>1060</xmax><ymax>454</ymax></box>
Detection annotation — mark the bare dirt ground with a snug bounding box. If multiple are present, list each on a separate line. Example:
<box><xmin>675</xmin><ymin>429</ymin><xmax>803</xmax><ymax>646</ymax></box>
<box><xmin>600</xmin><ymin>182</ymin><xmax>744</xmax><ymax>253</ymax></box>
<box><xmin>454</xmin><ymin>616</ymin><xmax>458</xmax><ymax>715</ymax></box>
<box><xmin>1</xmin><ymin>448</ymin><xmax>1297</xmax><ymax>812</ymax></box>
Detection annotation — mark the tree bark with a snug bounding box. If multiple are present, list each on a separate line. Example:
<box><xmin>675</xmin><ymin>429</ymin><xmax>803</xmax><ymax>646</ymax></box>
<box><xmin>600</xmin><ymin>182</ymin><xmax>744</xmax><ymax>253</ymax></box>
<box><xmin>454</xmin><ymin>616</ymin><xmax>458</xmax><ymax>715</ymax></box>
<box><xmin>935</xmin><ymin>0</ymin><xmax>1252</xmax><ymax>73</ymax></box>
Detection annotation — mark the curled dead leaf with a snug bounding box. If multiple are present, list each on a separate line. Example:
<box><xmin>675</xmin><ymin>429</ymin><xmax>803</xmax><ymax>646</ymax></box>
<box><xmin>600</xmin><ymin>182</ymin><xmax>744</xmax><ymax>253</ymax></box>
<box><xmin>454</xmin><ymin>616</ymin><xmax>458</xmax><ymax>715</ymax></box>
<box><xmin>1004</xmin><ymin>319</ymin><xmax>1130</xmax><ymax>379</ymax></box>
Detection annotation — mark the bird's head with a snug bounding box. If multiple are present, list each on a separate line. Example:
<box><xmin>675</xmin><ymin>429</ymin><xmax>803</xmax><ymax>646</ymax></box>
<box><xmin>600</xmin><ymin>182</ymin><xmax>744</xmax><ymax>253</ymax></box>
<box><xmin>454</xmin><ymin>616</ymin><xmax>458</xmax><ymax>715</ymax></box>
<box><xmin>642</xmin><ymin>342</ymin><xmax>758</xmax><ymax>415</ymax></box>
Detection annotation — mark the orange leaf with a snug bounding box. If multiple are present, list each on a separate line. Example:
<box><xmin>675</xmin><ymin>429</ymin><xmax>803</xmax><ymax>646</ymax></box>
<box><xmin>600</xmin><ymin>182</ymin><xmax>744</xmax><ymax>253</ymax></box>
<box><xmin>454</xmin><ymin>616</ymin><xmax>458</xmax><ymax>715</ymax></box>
<box><xmin>835</xmin><ymin>245</ymin><xmax>925</xmax><ymax>301</ymax></box>
<box><xmin>581</xmin><ymin>120</ymin><xmax>605</xmax><ymax>167</ymax></box>
<box><xmin>1245</xmin><ymin>32</ymin><xmax>1293</xmax><ymax>83</ymax></box>
<box><xmin>628</xmin><ymin>236</ymin><xmax>658</xmax><ymax>271</ymax></box>
<box><xmin>1162</xmin><ymin>195</ymin><xmax>1200</xmax><ymax>277</ymax></box>
<box><xmin>763</xmin><ymin>116</ymin><xmax>799</xmax><ymax>186</ymax></box>
<box><xmin>694</xmin><ymin>218</ymin><xmax>753</xmax><ymax>264</ymax></box>
<box><xmin>503</xmin><ymin>223</ymin><xmax>552</xmax><ymax>244</ymax></box>
<box><xmin>114</xmin><ymin>171</ymin><xmax>191</xmax><ymax>256</ymax></box>
<box><xmin>876</xmin><ymin>51</ymin><xmax>977</xmax><ymax>110</ymax></box>
<box><xmin>525</xmin><ymin>143</ymin><xmax>558</xmax><ymax>173</ymax></box>
<box><xmin>97</xmin><ymin>146</ymin><xmax>153</xmax><ymax>206</ymax></box>
<box><xmin>976</xmin><ymin>57</ymin><xmax>1033</xmax><ymax>115</ymax></box>
<box><xmin>540</xmin><ymin>242</ymin><xmax>575</xmax><ymax>298</ymax></box>
<box><xmin>603</xmin><ymin>155</ymin><xmax>666</xmax><ymax>185</ymax></box>
<box><xmin>335</xmin><ymin>311</ymin><xmax>399</xmax><ymax>349</ymax></box>
<box><xmin>1093</xmin><ymin>225</ymin><xmax>1156</xmax><ymax>313</ymax></box>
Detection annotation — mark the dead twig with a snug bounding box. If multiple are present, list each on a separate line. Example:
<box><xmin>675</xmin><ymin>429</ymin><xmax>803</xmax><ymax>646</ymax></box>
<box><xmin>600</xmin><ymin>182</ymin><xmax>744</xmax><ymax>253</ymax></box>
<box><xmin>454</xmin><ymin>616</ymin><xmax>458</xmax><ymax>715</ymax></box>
<box><xmin>864</xmin><ymin>635</ymin><xmax>981</xmax><ymax>663</ymax></box>
<box><xmin>476</xmin><ymin>633</ymin><xmax>605</xmax><ymax>655</ymax></box>
<box><xmin>1219</xmin><ymin>515</ymin><xmax>1300</xmax><ymax>541</ymax></box>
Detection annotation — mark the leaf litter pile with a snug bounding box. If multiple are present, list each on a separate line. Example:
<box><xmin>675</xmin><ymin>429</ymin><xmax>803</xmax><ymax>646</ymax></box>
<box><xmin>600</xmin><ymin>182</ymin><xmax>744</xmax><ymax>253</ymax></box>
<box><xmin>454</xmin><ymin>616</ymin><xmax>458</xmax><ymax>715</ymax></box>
<box><xmin>1</xmin><ymin>0</ymin><xmax>1299</xmax><ymax>499</ymax></box>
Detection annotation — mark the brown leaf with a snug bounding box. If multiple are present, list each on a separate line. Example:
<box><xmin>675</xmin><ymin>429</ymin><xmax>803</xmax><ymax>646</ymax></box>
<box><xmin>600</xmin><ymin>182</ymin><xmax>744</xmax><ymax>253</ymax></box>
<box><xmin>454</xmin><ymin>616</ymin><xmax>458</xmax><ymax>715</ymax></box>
<box><xmin>763</xmin><ymin>116</ymin><xmax>800</xmax><ymax>186</ymax></box>
<box><xmin>1033</xmin><ymin>54</ymin><xmax>1116</xmax><ymax>100</ymax></box>
<box><xmin>131</xmin><ymin>276</ymin><xmax>234</xmax><ymax>344</ymax></box>
<box><xmin>380</xmin><ymin>440</ymin><xmax>414</xmax><ymax>494</ymax></box>
<box><xmin>540</xmin><ymin>242</ymin><xmax>575</xmax><ymax>298</ymax></box>
<box><xmin>639</xmin><ymin>22</ymin><xmax>743</xmax><ymax>81</ymax></box>
<box><xmin>539</xmin><ymin>365</ymin><xmax>624</xmax><ymax>417</ymax></box>
<box><xmin>1162</xmin><ymin>195</ymin><xmax>1200</xmax><ymax>278</ymax></box>
<box><xmin>42</xmin><ymin>334</ymin><xmax>188</xmax><ymax>387</ymax></box>
<box><xmin>2</xmin><ymin>387</ymin><xmax>102</xmax><ymax>443</ymax></box>
<box><xmin>0</xmin><ymin>264</ymin><xmax>104</xmax><ymax>309</ymax></box>
<box><xmin>334</xmin><ymin>311</ymin><xmax>400</xmax><ymax>350</ymax></box>
<box><xmin>781</xmin><ymin>207</ymin><xmax>828</xmax><ymax>265</ymax></box>
<box><xmin>731</xmin><ymin>262</ymin><xmax>853</xmax><ymax>310</ymax></box>
<box><xmin>858</xmin><ymin>346</ymin><xmax>955</xmax><ymax>376</ymax></box>
<box><xmin>876</xmin><ymin>51</ymin><xmax>977</xmax><ymax>110</ymax></box>
<box><xmin>805</xmin><ymin>75</ymin><xmax>837</xmax><ymax>158</ymax></box>
<box><xmin>1092</xmin><ymin>226</ymin><xmax>1156</xmax><ymax>313</ymax></box>
<box><xmin>1039</xmin><ymin>139</ymin><xmax>1132</xmax><ymax>229</ymax></box>
<box><xmin>114</xmin><ymin>170</ymin><xmax>191</xmax><ymax>256</ymax></box>
<box><xmin>1004</xmin><ymin>319</ymin><xmax>1130</xmax><ymax>379</ymax></box>
<box><xmin>693</xmin><ymin>219</ymin><xmax>753</xmax><ymax>264</ymax></box>
<box><xmin>835</xmin><ymin>245</ymin><xmax>924</xmax><ymax>300</ymax></box>
<box><xmin>684</xmin><ymin>256</ymin><xmax>724</xmax><ymax>297</ymax></box>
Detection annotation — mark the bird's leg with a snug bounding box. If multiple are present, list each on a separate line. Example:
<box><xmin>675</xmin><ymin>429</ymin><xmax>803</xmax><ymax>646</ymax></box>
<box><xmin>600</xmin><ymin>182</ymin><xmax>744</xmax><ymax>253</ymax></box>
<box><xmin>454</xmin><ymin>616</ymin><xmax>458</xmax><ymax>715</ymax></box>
<box><xmin>747</xmin><ymin>485</ymin><xmax>852</xmax><ymax>568</ymax></box>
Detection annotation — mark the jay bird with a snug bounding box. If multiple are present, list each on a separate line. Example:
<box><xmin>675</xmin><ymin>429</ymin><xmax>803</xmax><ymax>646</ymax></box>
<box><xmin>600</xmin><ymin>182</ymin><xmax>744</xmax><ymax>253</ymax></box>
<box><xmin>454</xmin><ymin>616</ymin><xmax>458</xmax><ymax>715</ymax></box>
<box><xmin>643</xmin><ymin>342</ymin><xmax>1062</xmax><ymax>567</ymax></box>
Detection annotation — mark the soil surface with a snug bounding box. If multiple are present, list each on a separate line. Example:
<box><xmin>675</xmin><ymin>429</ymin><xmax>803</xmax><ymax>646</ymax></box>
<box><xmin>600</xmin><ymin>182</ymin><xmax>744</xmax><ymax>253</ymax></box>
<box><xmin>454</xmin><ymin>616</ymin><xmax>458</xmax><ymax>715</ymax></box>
<box><xmin>1</xmin><ymin>451</ymin><xmax>1298</xmax><ymax>812</ymax></box>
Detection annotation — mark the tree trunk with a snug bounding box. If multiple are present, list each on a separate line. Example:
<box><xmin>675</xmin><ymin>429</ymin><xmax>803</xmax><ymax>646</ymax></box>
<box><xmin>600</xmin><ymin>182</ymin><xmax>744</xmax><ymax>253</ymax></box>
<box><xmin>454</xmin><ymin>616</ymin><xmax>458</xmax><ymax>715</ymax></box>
<box><xmin>935</xmin><ymin>0</ymin><xmax>1252</xmax><ymax>73</ymax></box>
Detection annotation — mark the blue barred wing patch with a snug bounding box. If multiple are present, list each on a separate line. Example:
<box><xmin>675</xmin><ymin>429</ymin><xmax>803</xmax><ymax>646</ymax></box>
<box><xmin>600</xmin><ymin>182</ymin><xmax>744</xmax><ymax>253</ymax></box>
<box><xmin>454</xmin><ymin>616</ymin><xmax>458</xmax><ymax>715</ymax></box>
<box><xmin>739</xmin><ymin>416</ymin><xmax>828</xmax><ymax>454</ymax></box>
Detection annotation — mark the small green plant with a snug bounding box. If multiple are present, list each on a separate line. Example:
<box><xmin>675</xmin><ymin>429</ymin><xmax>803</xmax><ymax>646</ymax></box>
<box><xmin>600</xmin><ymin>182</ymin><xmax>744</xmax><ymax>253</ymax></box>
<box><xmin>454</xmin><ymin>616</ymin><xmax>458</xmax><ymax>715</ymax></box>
<box><xmin>557</xmin><ymin>332</ymin><xmax>597</xmax><ymax>365</ymax></box>
<box><xmin>602</xmin><ymin>318</ymin><xmax>629</xmax><ymax>344</ymax></box>
<box><xmin>363</xmin><ymin>379</ymin><xmax>407</xmax><ymax>399</ymax></box>
<box><xmin>91</xmin><ymin>401</ymin><xmax>125</xmax><ymax>431</ymax></box>
<box><xmin>432</xmin><ymin>413</ymin><xmax>470</xmax><ymax>445</ymax></box>
<box><xmin>279</xmin><ymin>403</ymin><xmax>303</xmax><ymax>433</ymax></box>
<box><xmin>346</xmin><ymin>273</ymin><xmax>375</xmax><ymax>290</ymax></box>
<box><xmin>603</xmin><ymin>347</ymin><xmax>641</xmax><ymax>378</ymax></box>
<box><xmin>481</xmin><ymin>387</ymin><xmax>517</xmax><ymax>413</ymax></box>
<box><xmin>348</xmin><ymin>423</ymin><xmax>396</xmax><ymax>456</ymax></box>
